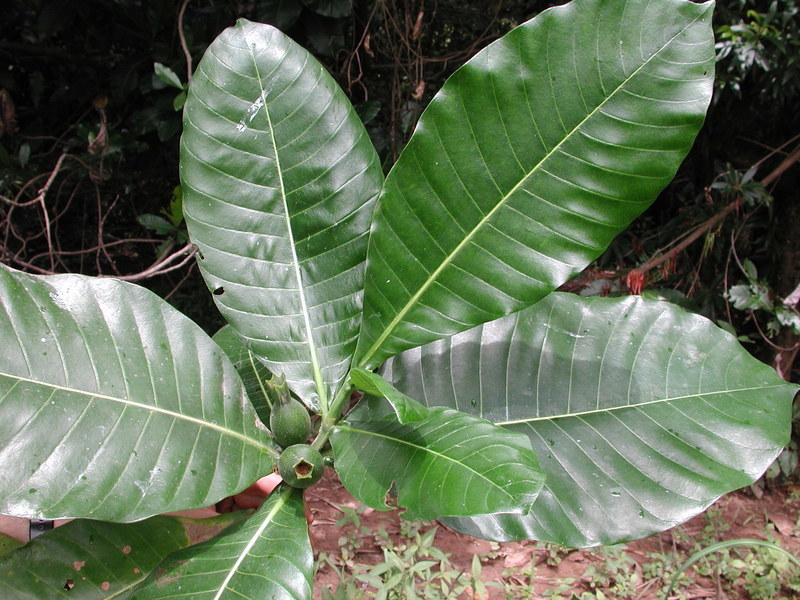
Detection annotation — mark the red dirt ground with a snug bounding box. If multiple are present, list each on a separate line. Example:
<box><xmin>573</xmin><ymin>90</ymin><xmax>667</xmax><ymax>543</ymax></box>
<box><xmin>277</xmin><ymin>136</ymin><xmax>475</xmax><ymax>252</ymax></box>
<box><xmin>305</xmin><ymin>471</ymin><xmax>800</xmax><ymax>599</ymax></box>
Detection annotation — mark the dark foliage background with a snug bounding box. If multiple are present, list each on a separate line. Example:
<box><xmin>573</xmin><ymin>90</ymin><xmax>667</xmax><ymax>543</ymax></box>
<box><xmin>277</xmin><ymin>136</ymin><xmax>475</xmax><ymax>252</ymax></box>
<box><xmin>2</xmin><ymin>0</ymin><xmax>799</xmax><ymax>472</ymax></box>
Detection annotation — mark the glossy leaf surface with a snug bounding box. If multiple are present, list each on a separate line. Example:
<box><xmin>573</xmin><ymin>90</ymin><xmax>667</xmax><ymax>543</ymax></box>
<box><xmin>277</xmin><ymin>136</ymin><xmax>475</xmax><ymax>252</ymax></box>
<box><xmin>331</xmin><ymin>378</ymin><xmax>545</xmax><ymax>521</ymax></box>
<box><xmin>349</xmin><ymin>367</ymin><xmax>427</xmax><ymax>423</ymax></box>
<box><xmin>356</xmin><ymin>0</ymin><xmax>715</xmax><ymax>368</ymax></box>
<box><xmin>0</xmin><ymin>513</ymin><xmax>248</xmax><ymax>600</ymax></box>
<box><xmin>0</xmin><ymin>267</ymin><xmax>275</xmax><ymax>521</ymax></box>
<box><xmin>130</xmin><ymin>486</ymin><xmax>313</xmax><ymax>600</ymax></box>
<box><xmin>182</xmin><ymin>19</ymin><xmax>383</xmax><ymax>409</ymax></box>
<box><xmin>214</xmin><ymin>325</ymin><xmax>273</xmax><ymax>426</ymax></box>
<box><xmin>383</xmin><ymin>294</ymin><xmax>796</xmax><ymax>546</ymax></box>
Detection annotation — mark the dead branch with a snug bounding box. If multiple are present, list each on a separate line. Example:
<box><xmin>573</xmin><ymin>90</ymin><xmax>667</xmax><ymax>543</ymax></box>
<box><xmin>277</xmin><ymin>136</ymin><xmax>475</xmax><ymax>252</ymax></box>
<box><xmin>762</xmin><ymin>144</ymin><xmax>800</xmax><ymax>186</ymax></box>
<box><xmin>630</xmin><ymin>139</ymin><xmax>800</xmax><ymax>282</ymax></box>
<box><xmin>631</xmin><ymin>199</ymin><xmax>741</xmax><ymax>281</ymax></box>
<box><xmin>106</xmin><ymin>243</ymin><xmax>196</xmax><ymax>282</ymax></box>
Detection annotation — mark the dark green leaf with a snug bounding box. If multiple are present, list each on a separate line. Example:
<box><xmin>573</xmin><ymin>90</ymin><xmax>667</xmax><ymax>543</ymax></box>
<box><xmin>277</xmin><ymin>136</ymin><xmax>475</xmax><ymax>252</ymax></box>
<box><xmin>256</xmin><ymin>0</ymin><xmax>303</xmax><ymax>29</ymax></box>
<box><xmin>384</xmin><ymin>293</ymin><xmax>796</xmax><ymax>546</ymax></box>
<box><xmin>356</xmin><ymin>0</ymin><xmax>715</xmax><ymax>368</ymax></box>
<box><xmin>0</xmin><ymin>266</ymin><xmax>276</xmax><ymax>521</ymax></box>
<box><xmin>331</xmin><ymin>381</ymin><xmax>545</xmax><ymax>521</ymax></box>
<box><xmin>214</xmin><ymin>325</ymin><xmax>273</xmax><ymax>426</ymax></box>
<box><xmin>154</xmin><ymin>62</ymin><xmax>184</xmax><ymax>90</ymax></box>
<box><xmin>302</xmin><ymin>0</ymin><xmax>353</xmax><ymax>18</ymax></box>
<box><xmin>172</xmin><ymin>90</ymin><xmax>187</xmax><ymax>111</ymax></box>
<box><xmin>0</xmin><ymin>534</ymin><xmax>23</xmax><ymax>557</ymax></box>
<box><xmin>130</xmin><ymin>486</ymin><xmax>313</xmax><ymax>600</ymax></box>
<box><xmin>303</xmin><ymin>13</ymin><xmax>346</xmax><ymax>58</ymax></box>
<box><xmin>349</xmin><ymin>367</ymin><xmax>427</xmax><ymax>423</ymax></box>
<box><xmin>355</xmin><ymin>100</ymin><xmax>381</xmax><ymax>125</ymax></box>
<box><xmin>0</xmin><ymin>512</ymin><xmax>248</xmax><ymax>599</ymax></box>
<box><xmin>182</xmin><ymin>20</ymin><xmax>383</xmax><ymax>410</ymax></box>
<box><xmin>136</xmin><ymin>213</ymin><xmax>176</xmax><ymax>235</ymax></box>
<box><xmin>742</xmin><ymin>258</ymin><xmax>758</xmax><ymax>281</ymax></box>
<box><xmin>166</xmin><ymin>186</ymin><xmax>184</xmax><ymax>228</ymax></box>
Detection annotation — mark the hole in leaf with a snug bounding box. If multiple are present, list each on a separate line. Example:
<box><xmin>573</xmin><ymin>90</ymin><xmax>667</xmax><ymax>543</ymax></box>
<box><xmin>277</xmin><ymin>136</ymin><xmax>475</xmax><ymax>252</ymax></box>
<box><xmin>213</xmin><ymin>287</ymin><xmax>225</xmax><ymax>296</ymax></box>
<box><xmin>384</xmin><ymin>489</ymin><xmax>398</xmax><ymax>509</ymax></box>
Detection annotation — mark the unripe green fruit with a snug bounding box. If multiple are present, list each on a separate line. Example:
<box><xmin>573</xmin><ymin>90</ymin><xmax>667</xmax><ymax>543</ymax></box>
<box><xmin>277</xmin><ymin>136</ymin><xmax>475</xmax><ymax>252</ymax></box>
<box><xmin>277</xmin><ymin>444</ymin><xmax>325</xmax><ymax>488</ymax></box>
<box><xmin>270</xmin><ymin>397</ymin><xmax>311</xmax><ymax>447</ymax></box>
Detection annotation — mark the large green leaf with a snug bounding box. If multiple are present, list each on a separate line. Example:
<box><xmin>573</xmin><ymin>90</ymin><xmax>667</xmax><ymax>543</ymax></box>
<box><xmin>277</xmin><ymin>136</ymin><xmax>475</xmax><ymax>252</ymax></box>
<box><xmin>356</xmin><ymin>0</ymin><xmax>715</xmax><ymax>368</ymax></box>
<box><xmin>383</xmin><ymin>293</ymin><xmax>796</xmax><ymax>546</ymax></box>
<box><xmin>0</xmin><ymin>512</ymin><xmax>248</xmax><ymax>599</ymax></box>
<box><xmin>0</xmin><ymin>533</ymin><xmax>23</xmax><ymax>558</ymax></box>
<box><xmin>214</xmin><ymin>325</ymin><xmax>273</xmax><ymax>426</ymax></box>
<box><xmin>182</xmin><ymin>19</ymin><xmax>383</xmax><ymax>410</ymax></box>
<box><xmin>129</xmin><ymin>486</ymin><xmax>313</xmax><ymax>600</ymax></box>
<box><xmin>0</xmin><ymin>266</ymin><xmax>276</xmax><ymax>521</ymax></box>
<box><xmin>332</xmin><ymin>374</ymin><xmax>545</xmax><ymax>521</ymax></box>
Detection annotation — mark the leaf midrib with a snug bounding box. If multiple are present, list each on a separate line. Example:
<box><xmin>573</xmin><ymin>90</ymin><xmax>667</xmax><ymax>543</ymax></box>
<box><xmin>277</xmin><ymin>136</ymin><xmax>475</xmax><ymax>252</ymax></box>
<box><xmin>358</xmin><ymin>9</ymin><xmax>708</xmax><ymax>368</ymax></box>
<box><xmin>494</xmin><ymin>384</ymin><xmax>790</xmax><ymax>426</ymax></box>
<box><xmin>0</xmin><ymin>371</ymin><xmax>273</xmax><ymax>453</ymax></box>
<box><xmin>211</xmin><ymin>486</ymin><xmax>293</xmax><ymax>600</ymax></box>
<box><xmin>335</xmin><ymin>421</ymin><xmax>526</xmax><ymax>502</ymax></box>
<box><xmin>246</xmin><ymin>41</ymin><xmax>328</xmax><ymax>410</ymax></box>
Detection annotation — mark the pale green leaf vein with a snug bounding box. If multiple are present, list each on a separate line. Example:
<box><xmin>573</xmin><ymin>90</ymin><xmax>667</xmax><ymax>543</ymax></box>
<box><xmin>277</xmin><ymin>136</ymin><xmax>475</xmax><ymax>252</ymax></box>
<box><xmin>0</xmin><ymin>371</ymin><xmax>273</xmax><ymax>453</ymax></box>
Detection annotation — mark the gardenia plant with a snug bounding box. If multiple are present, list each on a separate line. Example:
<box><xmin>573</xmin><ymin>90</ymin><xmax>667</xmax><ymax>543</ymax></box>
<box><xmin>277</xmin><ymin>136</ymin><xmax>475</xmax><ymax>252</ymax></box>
<box><xmin>0</xmin><ymin>0</ymin><xmax>797</xmax><ymax>597</ymax></box>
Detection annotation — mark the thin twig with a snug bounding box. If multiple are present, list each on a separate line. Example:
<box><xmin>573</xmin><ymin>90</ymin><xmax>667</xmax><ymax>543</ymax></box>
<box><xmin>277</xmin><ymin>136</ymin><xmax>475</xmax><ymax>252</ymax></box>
<box><xmin>632</xmin><ymin>138</ymin><xmax>800</xmax><ymax>279</ymax></box>
<box><xmin>741</xmin><ymin>132</ymin><xmax>800</xmax><ymax>169</ymax></box>
<box><xmin>748</xmin><ymin>310</ymin><xmax>800</xmax><ymax>353</ymax></box>
<box><xmin>178</xmin><ymin>0</ymin><xmax>192</xmax><ymax>83</ymax></box>
<box><xmin>634</xmin><ymin>199</ymin><xmax>741</xmax><ymax>276</ymax></box>
<box><xmin>2</xmin><ymin>256</ymin><xmax>54</xmax><ymax>275</ymax></box>
<box><xmin>96</xmin><ymin>191</ymin><xmax>119</xmax><ymax>275</ymax></box>
<box><xmin>32</xmin><ymin>153</ymin><xmax>76</xmax><ymax>263</ymax></box>
<box><xmin>106</xmin><ymin>243</ymin><xmax>196</xmax><ymax>282</ymax></box>
<box><xmin>163</xmin><ymin>262</ymin><xmax>196</xmax><ymax>300</ymax></box>
<box><xmin>1</xmin><ymin>173</ymin><xmax>50</xmax><ymax>207</ymax></box>
<box><xmin>761</xmin><ymin>144</ymin><xmax>800</xmax><ymax>186</ymax></box>
<box><xmin>28</xmin><ymin>238</ymin><xmax>164</xmax><ymax>261</ymax></box>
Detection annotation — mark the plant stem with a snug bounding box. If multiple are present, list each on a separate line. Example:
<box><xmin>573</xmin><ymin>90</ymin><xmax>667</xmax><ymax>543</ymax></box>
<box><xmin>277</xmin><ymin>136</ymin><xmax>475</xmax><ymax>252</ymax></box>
<box><xmin>313</xmin><ymin>383</ymin><xmax>353</xmax><ymax>450</ymax></box>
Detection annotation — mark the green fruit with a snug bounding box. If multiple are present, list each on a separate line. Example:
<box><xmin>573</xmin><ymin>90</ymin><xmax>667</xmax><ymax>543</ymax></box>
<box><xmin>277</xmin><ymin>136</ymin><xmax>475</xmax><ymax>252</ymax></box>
<box><xmin>277</xmin><ymin>444</ymin><xmax>325</xmax><ymax>488</ymax></box>
<box><xmin>270</xmin><ymin>396</ymin><xmax>311</xmax><ymax>447</ymax></box>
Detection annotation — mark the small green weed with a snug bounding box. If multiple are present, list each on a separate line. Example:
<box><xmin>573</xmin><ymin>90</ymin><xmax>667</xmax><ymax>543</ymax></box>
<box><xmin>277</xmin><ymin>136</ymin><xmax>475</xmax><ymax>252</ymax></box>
<box><xmin>639</xmin><ymin>551</ymin><xmax>693</xmax><ymax>600</ymax></box>
<box><xmin>538</xmin><ymin>541</ymin><xmax>574</xmax><ymax>567</ymax></box>
<box><xmin>666</xmin><ymin>537</ymin><xmax>800</xmax><ymax>600</ymax></box>
<box><xmin>581</xmin><ymin>545</ymin><xmax>639</xmax><ymax>598</ymax></box>
<box><xmin>318</xmin><ymin>508</ymin><xmax>480</xmax><ymax>599</ymax></box>
<box><xmin>319</xmin><ymin>501</ymin><xmax>800</xmax><ymax>600</ymax></box>
<box><xmin>540</xmin><ymin>578</ymin><xmax>576</xmax><ymax>598</ymax></box>
<box><xmin>490</xmin><ymin>561</ymin><xmax>536</xmax><ymax>599</ymax></box>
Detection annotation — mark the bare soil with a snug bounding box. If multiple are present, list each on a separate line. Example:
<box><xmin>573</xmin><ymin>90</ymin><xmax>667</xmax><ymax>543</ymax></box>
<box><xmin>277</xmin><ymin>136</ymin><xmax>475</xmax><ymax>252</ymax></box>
<box><xmin>306</xmin><ymin>471</ymin><xmax>800</xmax><ymax>599</ymax></box>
